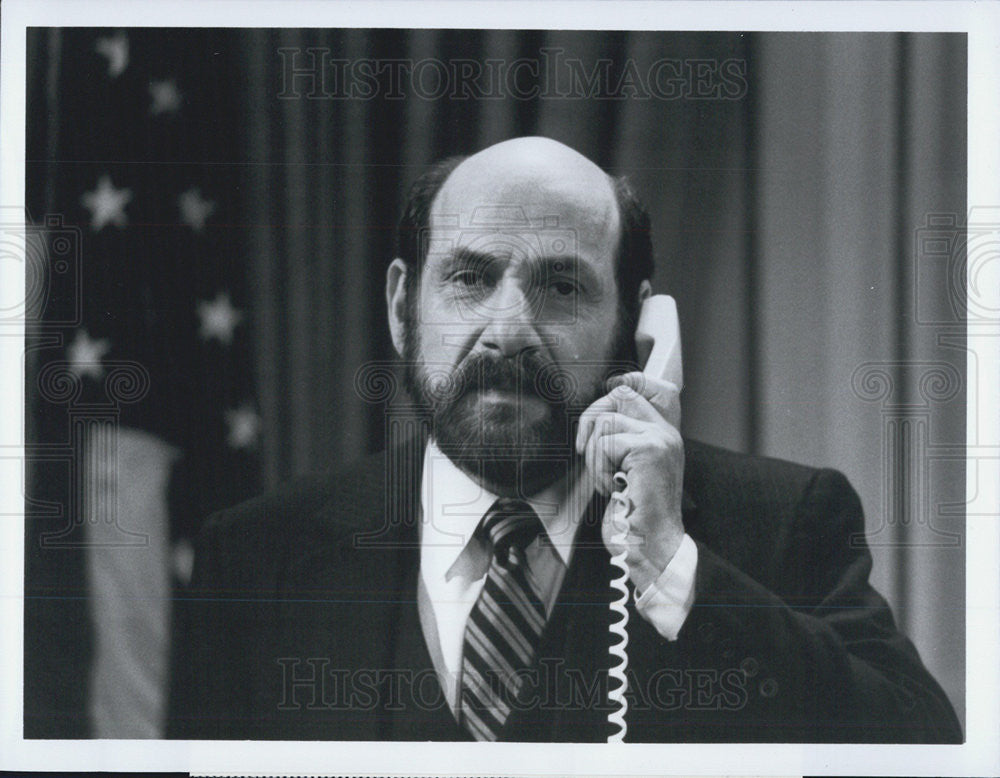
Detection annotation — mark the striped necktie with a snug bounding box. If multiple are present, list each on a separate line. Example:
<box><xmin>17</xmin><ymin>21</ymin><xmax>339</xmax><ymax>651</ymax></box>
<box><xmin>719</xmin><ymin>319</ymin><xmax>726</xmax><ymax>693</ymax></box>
<box><xmin>460</xmin><ymin>498</ymin><xmax>546</xmax><ymax>741</ymax></box>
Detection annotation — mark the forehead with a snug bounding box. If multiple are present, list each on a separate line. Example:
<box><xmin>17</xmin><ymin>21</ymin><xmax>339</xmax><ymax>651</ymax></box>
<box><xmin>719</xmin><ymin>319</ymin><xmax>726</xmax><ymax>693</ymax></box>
<box><xmin>428</xmin><ymin>154</ymin><xmax>621</xmax><ymax>273</ymax></box>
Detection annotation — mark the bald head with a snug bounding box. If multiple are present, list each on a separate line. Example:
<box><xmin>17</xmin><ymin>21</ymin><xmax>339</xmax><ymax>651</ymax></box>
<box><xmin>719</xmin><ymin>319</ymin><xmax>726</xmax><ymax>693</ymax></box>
<box><xmin>431</xmin><ymin>137</ymin><xmax>621</xmax><ymax>282</ymax></box>
<box><xmin>434</xmin><ymin>136</ymin><xmax>619</xmax><ymax>237</ymax></box>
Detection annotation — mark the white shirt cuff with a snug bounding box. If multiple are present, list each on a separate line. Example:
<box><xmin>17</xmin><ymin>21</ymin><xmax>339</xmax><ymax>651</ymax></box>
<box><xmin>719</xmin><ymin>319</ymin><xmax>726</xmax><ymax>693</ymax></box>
<box><xmin>633</xmin><ymin>533</ymin><xmax>698</xmax><ymax>641</ymax></box>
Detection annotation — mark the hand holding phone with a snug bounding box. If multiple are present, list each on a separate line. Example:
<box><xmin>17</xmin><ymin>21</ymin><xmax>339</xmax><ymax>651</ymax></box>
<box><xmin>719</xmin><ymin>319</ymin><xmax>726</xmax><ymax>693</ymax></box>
<box><xmin>575</xmin><ymin>295</ymin><xmax>686</xmax><ymax>592</ymax></box>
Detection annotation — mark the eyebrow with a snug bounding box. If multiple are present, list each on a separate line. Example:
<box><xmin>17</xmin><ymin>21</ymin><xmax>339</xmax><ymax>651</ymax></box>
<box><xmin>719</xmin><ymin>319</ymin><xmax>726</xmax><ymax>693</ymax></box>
<box><xmin>443</xmin><ymin>247</ymin><xmax>604</xmax><ymax>290</ymax></box>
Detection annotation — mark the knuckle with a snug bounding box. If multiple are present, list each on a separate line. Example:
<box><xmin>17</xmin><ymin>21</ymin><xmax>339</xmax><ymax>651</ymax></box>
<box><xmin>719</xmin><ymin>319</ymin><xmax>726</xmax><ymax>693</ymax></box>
<box><xmin>663</xmin><ymin>426</ymin><xmax>683</xmax><ymax>446</ymax></box>
<box><xmin>594</xmin><ymin>412</ymin><xmax>617</xmax><ymax>433</ymax></box>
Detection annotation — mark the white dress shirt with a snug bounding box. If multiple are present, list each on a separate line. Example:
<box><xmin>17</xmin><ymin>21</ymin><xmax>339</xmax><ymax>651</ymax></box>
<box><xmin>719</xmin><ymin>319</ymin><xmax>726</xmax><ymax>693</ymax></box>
<box><xmin>416</xmin><ymin>439</ymin><xmax>698</xmax><ymax>714</ymax></box>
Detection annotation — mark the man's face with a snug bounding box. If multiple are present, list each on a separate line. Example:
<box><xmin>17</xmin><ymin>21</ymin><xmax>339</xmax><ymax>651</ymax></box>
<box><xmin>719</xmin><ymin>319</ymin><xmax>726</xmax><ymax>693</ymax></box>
<box><xmin>395</xmin><ymin>140</ymin><xmax>631</xmax><ymax>496</ymax></box>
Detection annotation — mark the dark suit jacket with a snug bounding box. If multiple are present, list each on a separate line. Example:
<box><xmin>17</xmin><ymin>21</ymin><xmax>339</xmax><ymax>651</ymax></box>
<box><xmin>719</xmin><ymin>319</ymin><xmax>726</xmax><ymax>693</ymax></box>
<box><xmin>167</xmin><ymin>437</ymin><xmax>962</xmax><ymax>743</ymax></box>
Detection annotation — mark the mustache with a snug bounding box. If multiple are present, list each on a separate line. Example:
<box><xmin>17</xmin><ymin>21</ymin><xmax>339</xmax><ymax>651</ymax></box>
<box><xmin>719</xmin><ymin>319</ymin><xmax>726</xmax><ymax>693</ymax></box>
<box><xmin>419</xmin><ymin>350</ymin><xmax>580</xmax><ymax>406</ymax></box>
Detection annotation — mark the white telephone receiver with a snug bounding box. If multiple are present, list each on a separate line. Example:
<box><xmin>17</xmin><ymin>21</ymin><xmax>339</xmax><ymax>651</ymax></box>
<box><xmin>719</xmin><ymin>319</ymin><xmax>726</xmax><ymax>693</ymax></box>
<box><xmin>607</xmin><ymin>294</ymin><xmax>683</xmax><ymax>743</ymax></box>
<box><xmin>635</xmin><ymin>294</ymin><xmax>683</xmax><ymax>392</ymax></box>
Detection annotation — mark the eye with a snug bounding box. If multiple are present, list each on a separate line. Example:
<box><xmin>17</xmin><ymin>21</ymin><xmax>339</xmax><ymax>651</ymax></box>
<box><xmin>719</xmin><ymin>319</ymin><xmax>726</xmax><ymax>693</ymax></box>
<box><xmin>447</xmin><ymin>268</ymin><xmax>491</xmax><ymax>290</ymax></box>
<box><xmin>446</xmin><ymin>268</ymin><xmax>493</xmax><ymax>300</ymax></box>
<box><xmin>451</xmin><ymin>270</ymin><xmax>480</xmax><ymax>287</ymax></box>
<box><xmin>548</xmin><ymin>278</ymin><xmax>579</xmax><ymax>296</ymax></box>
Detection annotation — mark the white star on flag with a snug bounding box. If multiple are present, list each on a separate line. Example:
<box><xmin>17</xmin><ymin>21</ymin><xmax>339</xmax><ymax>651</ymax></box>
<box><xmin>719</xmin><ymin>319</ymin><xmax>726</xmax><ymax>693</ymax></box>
<box><xmin>95</xmin><ymin>32</ymin><xmax>129</xmax><ymax>78</ymax></box>
<box><xmin>178</xmin><ymin>188</ymin><xmax>216</xmax><ymax>231</ymax></box>
<box><xmin>81</xmin><ymin>175</ymin><xmax>132</xmax><ymax>231</ymax></box>
<box><xmin>149</xmin><ymin>79</ymin><xmax>182</xmax><ymax>115</ymax></box>
<box><xmin>197</xmin><ymin>292</ymin><xmax>243</xmax><ymax>344</ymax></box>
<box><xmin>67</xmin><ymin>329</ymin><xmax>111</xmax><ymax>380</ymax></box>
<box><xmin>225</xmin><ymin>405</ymin><xmax>261</xmax><ymax>450</ymax></box>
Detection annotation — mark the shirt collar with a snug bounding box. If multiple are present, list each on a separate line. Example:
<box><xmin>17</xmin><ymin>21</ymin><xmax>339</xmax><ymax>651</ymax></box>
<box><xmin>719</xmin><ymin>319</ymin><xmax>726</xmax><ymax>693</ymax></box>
<box><xmin>419</xmin><ymin>439</ymin><xmax>589</xmax><ymax>571</ymax></box>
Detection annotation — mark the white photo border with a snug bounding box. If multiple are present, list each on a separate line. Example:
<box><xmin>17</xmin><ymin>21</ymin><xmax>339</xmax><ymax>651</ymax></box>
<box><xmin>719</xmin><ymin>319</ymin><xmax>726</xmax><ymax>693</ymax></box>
<box><xmin>1</xmin><ymin>1</ymin><xmax>997</xmax><ymax>775</ymax></box>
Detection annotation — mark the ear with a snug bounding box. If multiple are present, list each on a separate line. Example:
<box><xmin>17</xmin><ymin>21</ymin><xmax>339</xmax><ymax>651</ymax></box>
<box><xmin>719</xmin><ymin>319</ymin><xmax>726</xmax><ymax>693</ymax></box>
<box><xmin>386</xmin><ymin>258</ymin><xmax>409</xmax><ymax>357</ymax></box>
<box><xmin>637</xmin><ymin>279</ymin><xmax>652</xmax><ymax>307</ymax></box>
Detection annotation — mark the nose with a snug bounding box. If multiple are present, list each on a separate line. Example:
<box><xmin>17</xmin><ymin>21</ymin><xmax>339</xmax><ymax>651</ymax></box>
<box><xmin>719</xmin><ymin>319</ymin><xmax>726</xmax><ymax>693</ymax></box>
<box><xmin>478</xmin><ymin>278</ymin><xmax>542</xmax><ymax>358</ymax></box>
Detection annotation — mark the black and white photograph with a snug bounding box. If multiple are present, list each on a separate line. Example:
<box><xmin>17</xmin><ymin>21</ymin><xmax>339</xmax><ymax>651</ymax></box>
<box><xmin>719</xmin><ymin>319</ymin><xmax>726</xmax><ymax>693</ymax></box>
<box><xmin>1</xmin><ymin>1</ymin><xmax>998</xmax><ymax>775</ymax></box>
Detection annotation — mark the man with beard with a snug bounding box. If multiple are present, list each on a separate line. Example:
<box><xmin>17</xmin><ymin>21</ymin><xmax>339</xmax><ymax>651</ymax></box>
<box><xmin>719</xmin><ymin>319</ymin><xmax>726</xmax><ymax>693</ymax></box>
<box><xmin>168</xmin><ymin>137</ymin><xmax>961</xmax><ymax>743</ymax></box>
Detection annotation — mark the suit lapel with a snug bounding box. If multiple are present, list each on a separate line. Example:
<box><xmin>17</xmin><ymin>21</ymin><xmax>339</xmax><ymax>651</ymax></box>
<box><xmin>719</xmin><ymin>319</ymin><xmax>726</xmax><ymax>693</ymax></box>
<box><xmin>380</xmin><ymin>549</ymin><xmax>470</xmax><ymax>740</ymax></box>
<box><xmin>274</xmin><ymin>514</ymin><xmax>404</xmax><ymax>739</ymax></box>
<box><xmin>372</xmin><ymin>428</ymin><xmax>465</xmax><ymax>739</ymax></box>
<box><xmin>276</xmin><ymin>430</ymin><xmax>460</xmax><ymax>740</ymax></box>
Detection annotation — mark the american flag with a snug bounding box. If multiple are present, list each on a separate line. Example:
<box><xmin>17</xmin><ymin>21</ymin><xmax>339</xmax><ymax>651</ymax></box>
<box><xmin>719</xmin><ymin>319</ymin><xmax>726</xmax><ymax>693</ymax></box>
<box><xmin>26</xmin><ymin>28</ymin><xmax>261</xmax><ymax>737</ymax></box>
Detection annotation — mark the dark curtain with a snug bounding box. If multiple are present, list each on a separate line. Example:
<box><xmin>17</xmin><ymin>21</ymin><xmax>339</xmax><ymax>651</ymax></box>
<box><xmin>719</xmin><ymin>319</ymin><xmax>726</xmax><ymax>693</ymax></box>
<box><xmin>751</xmin><ymin>33</ymin><xmax>966</xmax><ymax>720</ymax></box>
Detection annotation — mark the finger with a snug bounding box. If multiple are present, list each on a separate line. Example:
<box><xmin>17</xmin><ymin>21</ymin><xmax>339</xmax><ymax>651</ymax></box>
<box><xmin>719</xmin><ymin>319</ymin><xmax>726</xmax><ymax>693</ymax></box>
<box><xmin>586</xmin><ymin>427</ymin><xmax>645</xmax><ymax>497</ymax></box>
<box><xmin>601</xmin><ymin>503</ymin><xmax>646</xmax><ymax>551</ymax></box>
<box><xmin>608</xmin><ymin>370</ymin><xmax>680</xmax><ymax>398</ymax></box>
<box><xmin>583</xmin><ymin>412</ymin><xmax>615</xmax><ymax>494</ymax></box>
<box><xmin>608</xmin><ymin>371</ymin><xmax>681</xmax><ymax>428</ymax></box>
<box><xmin>606</xmin><ymin>370</ymin><xmax>652</xmax><ymax>395</ymax></box>
<box><xmin>606</xmin><ymin>383</ymin><xmax>663</xmax><ymax>424</ymax></box>
<box><xmin>588</xmin><ymin>420</ymin><xmax>615</xmax><ymax>495</ymax></box>
<box><xmin>576</xmin><ymin>389</ymin><xmax>661</xmax><ymax>457</ymax></box>
<box><xmin>577</xmin><ymin>385</ymin><xmax>657</xmax><ymax>454</ymax></box>
<box><xmin>602</xmin><ymin>503</ymin><xmax>631</xmax><ymax>552</ymax></box>
<box><xmin>591</xmin><ymin>430</ymin><xmax>650</xmax><ymax>504</ymax></box>
<box><xmin>584</xmin><ymin>414</ymin><xmax>646</xmax><ymax>479</ymax></box>
<box><xmin>576</xmin><ymin>374</ymin><xmax>675</xmax><ymax>454</ymax></box>
<box><xmin>575</xmin><ymin>394</ymin><xmax>616</xmax><ymax>454</ymax></box>
<box><xmin>585</xmin><ymin>411</ymin><xmax>647</xmax><ymax>440</ymax></box>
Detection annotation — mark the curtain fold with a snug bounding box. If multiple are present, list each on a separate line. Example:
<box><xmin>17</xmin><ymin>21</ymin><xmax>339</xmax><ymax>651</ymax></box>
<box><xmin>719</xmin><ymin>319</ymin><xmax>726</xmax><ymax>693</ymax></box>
<box><xmin>753</xmin><ymin>32</ymin><xmax>966</xmax><ymax>724</ymax></box>
<box><xmin>898</xmin><ymin>33</ymin><xmax>967</xmax><ymax>712</ymax></box>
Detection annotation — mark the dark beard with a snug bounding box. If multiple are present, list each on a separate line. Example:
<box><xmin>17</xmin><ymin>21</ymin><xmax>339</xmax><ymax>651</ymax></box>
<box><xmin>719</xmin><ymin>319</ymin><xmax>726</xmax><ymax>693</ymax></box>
<box><xmin>402</xmin><ymin>313</ymin><xmax>638</xmax><ymax>497</ymax></box>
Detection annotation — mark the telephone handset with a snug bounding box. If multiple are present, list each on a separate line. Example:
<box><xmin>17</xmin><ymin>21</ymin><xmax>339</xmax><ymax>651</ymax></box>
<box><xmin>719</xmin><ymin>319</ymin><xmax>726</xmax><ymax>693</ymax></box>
<box><xmin>634</xmin><ymin>294</ymin><xmax>684</xmax><ymax>393</ymax></box>
<box><xmin>607</xmin><ymin>295</ymin><xmax>683</xmax><ymax>743</ymax></box>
